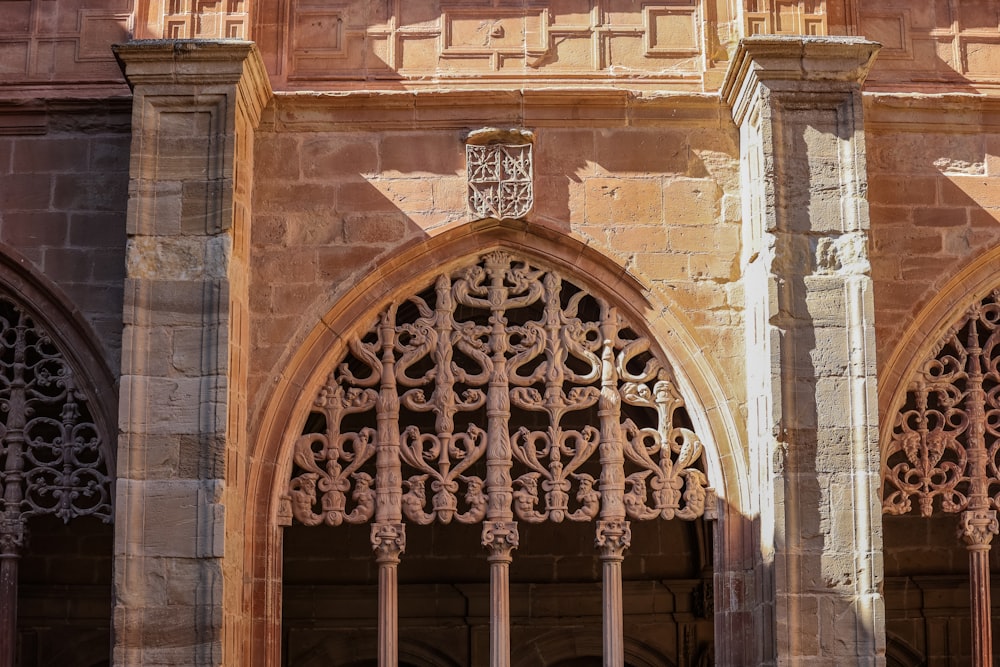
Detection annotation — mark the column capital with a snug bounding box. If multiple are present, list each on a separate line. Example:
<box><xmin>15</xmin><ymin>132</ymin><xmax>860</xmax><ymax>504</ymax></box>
<box><xmin>722</xmin><ymin>36</ymin><xmax>881</xmax><ymax>126</ymax></box>
<box><xmin>113</xmin><ymin>39</ymin><xmax>272</xmax><ymax>126</ymax></box>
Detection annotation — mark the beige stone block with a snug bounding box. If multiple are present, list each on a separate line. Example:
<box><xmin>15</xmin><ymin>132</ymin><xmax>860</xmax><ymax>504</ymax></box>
<box><xmin>124</xmin><ymin>278</ymin><xmax>232</xmax><ymax>328</ymax></box>
<box><xmin>607</xmin><ymin>225</ymin><xmax>667</xmax><ymax>252</ymax></box>
<box><xmin>663</xmin><ymin>178</ymin><xmax>719</xmax><ymax>225</ymax></box>
<box><xmin>127</xmin><ymin>235</ymin><xmax>232</xmax><ymax>281</ymax></box>
<box><xmin>594</xmin><ymin>128</ymin><xmax>690</xmax><ymax>176</ymax></box>
<box><xmin>121</xmin><ymin>479</ymin><xmax>225</xmax><ymax>559</ymax></box>
<box><xmin>584</xmin><ymin>177</ymin><xmax>662</xmax><ymax>224</ymax></box>
<box><xmin>373</xmin><ymin>178</ymin><xmax>435</xmax><ymax>212</ymax></box>
<box><xmin>119</xmin><ymin>374</ymin><xmax>228</xmax><ymax>436</ymax></box>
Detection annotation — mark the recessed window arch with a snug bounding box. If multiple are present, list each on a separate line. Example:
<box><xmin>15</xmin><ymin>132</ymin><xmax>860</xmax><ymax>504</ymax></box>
<box><xmin>280</xmin><ymin>250</ymin><xmax>714</xmax><ymax>667</ymax></box>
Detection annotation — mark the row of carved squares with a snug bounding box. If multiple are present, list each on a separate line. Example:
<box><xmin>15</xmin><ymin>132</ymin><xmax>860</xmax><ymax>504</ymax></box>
<box><xmin>860</xmin><ymin>10</ymin><xmax>913</xmax><ymax>59</ymax></box>
<box><xmin>745</xmin><ymin>10</ymin><xmax>826</xmax><ymax>35</ymax></box>
<box><xmin>164</xmin><ymin>14</ymin><xmax>246</xmax><ymax>38</ymax></box>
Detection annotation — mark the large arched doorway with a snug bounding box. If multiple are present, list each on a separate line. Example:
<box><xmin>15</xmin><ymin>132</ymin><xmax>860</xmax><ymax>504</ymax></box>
<box><xmin>278</xmin><ymin>250</ymin><xmax>717</xmax><ymax>666</ymax></box>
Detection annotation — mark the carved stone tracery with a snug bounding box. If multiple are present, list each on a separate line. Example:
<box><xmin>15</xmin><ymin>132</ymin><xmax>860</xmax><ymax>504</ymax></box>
<box><xmin>284</xmin><ymin>251</ymin><xmax>710</xmax><ymax>666</ymax></box>
<box><xmin>0</xmin><ymin>294</ymin><xmax>112</xmax><ymax>540</ymax></box>
<box><xmin>0</xmin><ymin>293</ymin><xmax>113</xmax><ymax>667</ymax></box>
<box><xmin>286</xmin><ymin>251</ymin><xmax>708</xmax><ymax>531</ymax></box>
<box><xmin>883</xmin><ymin>289</ymin><xmax>1000</xmax><ymax>667</ymax></box>
<box><xmin>883</xmin><ymin>291</ymin><xmax>1000</xmax><ymax>518</ymax></box>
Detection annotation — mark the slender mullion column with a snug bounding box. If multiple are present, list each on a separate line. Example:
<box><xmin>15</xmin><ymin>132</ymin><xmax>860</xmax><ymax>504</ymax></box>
<box><xmin>596</xmin><ymin>336</ymin><xmax>628</xmax><ymax>667</ymax></box>
<box><xmin>960</xmin><ymin>327</ymin><xmax>998</xmax><ymax>667</ymax></box>
<box><xmin>0</xmin><ymin>334</ymin><xmax>26</xmax><ymax>667</ymax></box>
<box><xmin>373</xmin><ymin>309</ymin><xmax>404</xmax><ymax>667</ymax></box>
<box><xmin>482</xmin><ymin>256</ymin><xmax>517</xmax><ymax>667</ymax></box>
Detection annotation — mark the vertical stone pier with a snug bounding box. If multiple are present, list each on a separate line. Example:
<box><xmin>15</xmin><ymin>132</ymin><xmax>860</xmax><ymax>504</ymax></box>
<box><xmin>112</xmin><ymin>41</ymin><xmax>271</xmax><ymax>666</ymax></box>
<box><xmin>723</xmin><ymin>37</ymin><xmax>885</xmax><ymax>665</ymax></box>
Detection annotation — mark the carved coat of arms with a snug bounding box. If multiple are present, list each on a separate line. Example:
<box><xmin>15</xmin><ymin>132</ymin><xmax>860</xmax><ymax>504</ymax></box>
<box><xmin>466</xmin><ymin>128</ymin><xmax>534</xmax><ymax>220</ymax></box>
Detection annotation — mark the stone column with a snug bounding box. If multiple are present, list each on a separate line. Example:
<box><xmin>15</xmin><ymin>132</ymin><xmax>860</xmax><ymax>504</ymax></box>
<box><xmin>112</xmin><ymin>41</ymin><xmax>271</xmax><ymax>666</ymax></box>
<box><xmin>723</xmin><ymin>37</ymin><xmax>885</xmax><ymax>665</ymax></box>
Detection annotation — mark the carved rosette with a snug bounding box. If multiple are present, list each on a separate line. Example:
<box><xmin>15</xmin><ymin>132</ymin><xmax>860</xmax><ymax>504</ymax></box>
<box><xmin>0</xmin><ymin>295</ymin><xmax>111</xmax><ymax>557</ymax></box>
<box><xmin>883</xmin><ymin>291</ymin><xmax>1000</xmax><ymax>517</ymax></box>
<box><xmin>466</xmin><ymin>128</ymin><xmax>534</xmax><ymax>221</ymax></box>
<box><xmin>286</xmin><ymin>251</ymin><xmax>710</xmax><ymax>558</ymax></box>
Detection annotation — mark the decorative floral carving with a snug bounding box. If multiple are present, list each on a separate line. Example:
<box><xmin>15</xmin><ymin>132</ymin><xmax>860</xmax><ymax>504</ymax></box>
<box><xmin>0</xmin><ymin>295</ymin><xmax>111</xmax><ymax>557</ymax></box>
<box><xmin>286</xmin><ymin>251</ymin><xmax>710</xmax><ymax>540</ymax></box>
<box><xmin>883</xmin><ymin>292</ymin><xmax>1000</xmax><ymax>517</ymax></box>
<box><xmin>371</xmin><ymin>522</ymin><xmax>406</xmax><ymax>563</ymax></box>
<box><xmin>482</xmin><ymin>520</ymin><xmax>519</xmax><ymax>561</ymax></box>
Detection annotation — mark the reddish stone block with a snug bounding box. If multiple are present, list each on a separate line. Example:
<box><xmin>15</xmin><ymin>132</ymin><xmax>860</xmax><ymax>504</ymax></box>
<box><xmin>13</xmin><ymin>137</ymin><xmax>89</xmax><ymax>173</ymax></box>
<box><xmin>0</xmin><ymin>173</ymin><xmax>53</xmax><ymax>210</ymax></box>
<box><xmin>68</xmin><ymin>211</ymin><xmax>126</xmax><ymax>247</ymax></box>
<box><xmin>301</xmin><ymin>134</ymin><xmax>378</xmax><ymax>178</ymax></box>
<box><xmin>316</xmin><ymin>244</ymin><xmax>381</xmax><ymax>283</ymax></box>
<box><xmin>53</xmin><ymin>172</ymin><xmax>128</xmax><ymax>212</ymax></box>
<box><xmin>867</xmin><ymin>174</ymin><xmax>938</xmax><ymax>207</ymax></box>
<box><xmin>337</xmin><ymin>180</ymin><xmax>402</xmax><ymax>213</ymax></box>
<box><xmin>379</xmin><ymin>132</ymin><xmax>464</xmax><ymax>176</ymax></box>
<box><xmin>912</xmin><ymin>206</ymin><xmax>967</xmax><ymax>227</ymax></box>
<box><xmin>343</xmin><ymin>212</ymin><xmax>409</xmax><ymax>245</ymax></box>
<box><xmin>2</xmin><ymin>210</ymin><xmax>68</xmax><ymax>245</ymax></box>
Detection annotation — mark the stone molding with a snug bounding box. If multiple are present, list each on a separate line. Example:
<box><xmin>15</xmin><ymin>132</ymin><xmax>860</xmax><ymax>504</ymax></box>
<box><xmin>721</xmin><ymin>35</ymin><xmax>881</xmax><ymax>125</ymax></box>
<box><xmin>113</xmin><ymin>40</ymin><xmax>272</xmax><ymax>126</ymax></box>
<box><xmin>260</xmin><ymin>89</ymin><xmax>730</xmax><ymax>132</ymax></box>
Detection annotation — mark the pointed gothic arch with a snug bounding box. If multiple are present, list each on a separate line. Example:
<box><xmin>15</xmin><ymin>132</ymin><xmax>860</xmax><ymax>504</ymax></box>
<box><xmin>879</xmin><ymin>245</ymin><xmax>1000</xmax><ymax>667</ymax></box>
<box><xmin>246</xmin><ymin>221</ymin><xmax>749</xmax><ymax>667</ymax></box>
<box><xmin>0</xmin><ymin>246</ymin><xmax>117</xmax><ymax>667</ymax></box>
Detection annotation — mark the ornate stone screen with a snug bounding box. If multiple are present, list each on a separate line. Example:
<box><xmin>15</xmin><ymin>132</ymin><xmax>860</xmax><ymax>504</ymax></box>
<box><xmin>282</xmin><ymin>251</ymin><xmax>710</xmax><ymax>667</ymax></box>
<box><xmin>883</xmin><ymin>291</ymin><xmax>1000</xmax><ymax>666</ymax></box>
<box><xmin>0</xmin><ymin>294</ymin><xmax>112</xmax><ymax>666</ymax></box>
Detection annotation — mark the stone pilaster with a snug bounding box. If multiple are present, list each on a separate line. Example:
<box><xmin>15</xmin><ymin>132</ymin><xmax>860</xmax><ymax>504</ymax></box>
<box><xmin>112</xmin><ymin>41</ymin><xmax>271</xmax><ymax>666</ymax></box>
<box><xmin>723</xmin><ymin>36</ymin><xmax>885</xmax><ymax>665</ymax></box>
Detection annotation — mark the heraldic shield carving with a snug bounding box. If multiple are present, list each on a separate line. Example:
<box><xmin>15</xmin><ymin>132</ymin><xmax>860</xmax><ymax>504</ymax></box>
<box><xmin>466</xmin><ymin>128</ymin><xmax>534</xmax><ymax>220</ymax></box>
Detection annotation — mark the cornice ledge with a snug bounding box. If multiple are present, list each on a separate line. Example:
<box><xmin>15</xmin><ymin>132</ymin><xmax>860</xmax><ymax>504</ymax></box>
<box><xmin>722</xmin><ymin>36</ymin><xmax>881</xmax><ymax>126</ymax></box>
<box><xmin>113</xmin><ymin>39</ymin><xmax>273</xmax><ymax>125</ymax></box>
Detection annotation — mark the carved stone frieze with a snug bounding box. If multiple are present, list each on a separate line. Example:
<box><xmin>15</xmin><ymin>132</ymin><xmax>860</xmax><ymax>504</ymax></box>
<box><xmin>595</xmin><ymin>519</ymin><xmax>632</xmax><ymax>559</ymax></box>
<box><xmin>371</xmin><ymin>522</ymin><xmax>406</xmax><ymax>563</ymax></box>
<box><xmin>959</xmin><ymin>508</ymin><xmax>1000</xmax><ymax>549</ymax></box>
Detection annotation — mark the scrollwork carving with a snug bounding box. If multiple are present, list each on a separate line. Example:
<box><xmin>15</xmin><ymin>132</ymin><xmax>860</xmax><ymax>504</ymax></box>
<box><xmin>883</xmin><ymin>291</ymin><xmax>1000</xmax><ymax>518</ymax></box>
<box><xmin>0</xmin><ymin>295</ymin><xmax>111</xmax><ymax>558</ymax></box>
<box><xmin>286</xmin><ymin>252</ymin><xmax>710</xmax><ymax>552</ymax></box>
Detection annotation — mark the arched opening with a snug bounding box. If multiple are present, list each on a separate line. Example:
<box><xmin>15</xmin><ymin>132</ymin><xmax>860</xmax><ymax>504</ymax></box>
<box><xmin>278</xmin><ymin>250</ymin><xmax>717</xmax><ymax>665</ymax></box>
<box><xmin>0</xmin><ymin>253</ymin><xmax>117</xmax><ymax>667</ymax></box>
<box><xmin>245</xmin><ymin>221</ymin><xmax>750</xmax><ymax>667</ymax></box>
<box><xmin>881</xmin><ymin>264</ymin><xmax>1000</xmax><ymax>664</ymax></box>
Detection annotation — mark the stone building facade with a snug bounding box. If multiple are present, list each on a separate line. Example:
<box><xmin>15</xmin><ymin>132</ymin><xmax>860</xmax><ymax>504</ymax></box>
<box><xmin>1</xmin><ymin>1</ymin><xmax>1000</xmax><ymax>666</ymax></box>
